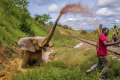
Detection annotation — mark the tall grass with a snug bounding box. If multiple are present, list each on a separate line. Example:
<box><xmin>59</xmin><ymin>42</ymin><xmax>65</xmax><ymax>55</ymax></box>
<box><xmin>31</xmin><ymin>23</ymin><xmax>48</xmax><ymax>37</ymax></box>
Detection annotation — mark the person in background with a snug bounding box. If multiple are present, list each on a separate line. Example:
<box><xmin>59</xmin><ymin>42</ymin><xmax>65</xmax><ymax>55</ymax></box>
<box><xmin>86</xmin><ymin>28</ymin><xmax>120</xmax><ymax>79</ymax></box>
<box><xmin>94</xmin><ymin>24</ymin><xmax>102</xmax><ymax>50</ymax></box>
<box><xmin>113</xmin><ymin>24</ymin><xmax>119</xmax><ymax>47</ymax></box>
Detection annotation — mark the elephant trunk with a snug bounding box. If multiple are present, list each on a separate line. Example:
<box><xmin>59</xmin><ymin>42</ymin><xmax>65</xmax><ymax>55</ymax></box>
<box><xmin>39</xmin><ymin>14</ymin><xmax>62</xmax><ymax>47</ymax></box>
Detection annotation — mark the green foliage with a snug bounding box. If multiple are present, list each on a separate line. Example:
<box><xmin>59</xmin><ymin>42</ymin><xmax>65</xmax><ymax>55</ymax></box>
<box><xmin>30</xmin><ymin>23</ymin><xmax>48</xmax><ymax>37</ymax></box>
<box><xmin>52</xmin><ymin>35</ymin><xmax>77</xmax><ymax>47</ymax></box>
<box><xmin>35</xmin><ymin>15</ymin><xmax>40</xmax><ymax>21</ymax></box>
<box><xmin>0</xmin><ymin>0</ymin><xmax>32</xmax><ymax>35</ymax></box>
<box><xmin>20</xmin><ymin>19</ymin><xmax>35</xmax><ymax>36</ymax></box>
<box><xmin>69</xmin><ymin>27</ymin><xmax>72</xmax><ymax>30</ymax></box>
<box><xmin>41</xmin><ymin>14</ymin><xmax>51</xmax><ymax>22</ymax></box>
<box><xmin>62</xmin><ymin>25</ymin><xmax>69</xmax><ymax>29</ymax></box>
<box><xmin>62</xmin><ymin>25</ymin><xmax>73</xmax><ymax>30</ymax></box>
<box><xmin>81</xmin><ymin>30</ymin><xmax>87</xmax><ymax>35</ymax></box>
<box><xmin>111</xmin><ymin>28</ymin><xmax>113</xmax><ymax>30</ymax></box>
<box><xmin>48</xmin><ymin>21</ymin><xmax>53</xmax><ymax>26</ymax></box>
<box><xmin>57</xmin><ymin>23</ymin><xmax>62</xmax><ymax>27</ymax></box>
<box><xmin>107</xmin><ymin>58</ymin><xmax>120</xmax><ymax>79</ymax></box>
<box><xmin>0</xmin><ymin>0</ymin><xmax>30</xmax><ymax>19</ymax></box>
<box><xmin>35</xmin><ymin>14</ymin><xmax>51</xmax><ymax>24</ymax></box>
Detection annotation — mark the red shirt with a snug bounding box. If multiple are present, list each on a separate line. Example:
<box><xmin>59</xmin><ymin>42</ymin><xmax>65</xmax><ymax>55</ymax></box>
<box><xmin>97</xmin><ymin>34</ymin><xmax>108</xmax><ymax>56</ymax></box>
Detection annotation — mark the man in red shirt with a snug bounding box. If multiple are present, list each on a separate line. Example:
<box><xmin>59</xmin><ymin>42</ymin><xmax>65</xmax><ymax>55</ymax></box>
<box><xmin>86</xmin><ymin>28</ymin><xmax>120</xmax><ymax>78</ymax></box>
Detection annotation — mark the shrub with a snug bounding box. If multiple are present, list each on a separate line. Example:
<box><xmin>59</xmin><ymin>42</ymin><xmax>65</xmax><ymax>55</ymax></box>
<box><xmin>81</xmin><ymin>30</ymin><xmax>87</xmax><ymax>35</ymax></box>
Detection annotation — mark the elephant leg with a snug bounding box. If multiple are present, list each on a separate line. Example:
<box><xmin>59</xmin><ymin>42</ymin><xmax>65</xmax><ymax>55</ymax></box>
<box><xmin>21</xmin><ymin>50</ymin><xmax>30</xmax><ymax>69</ymax></box>
<box><xmin>22</xmin><ymin>50</ymin><xmax>24</xmax><ymax>58</ymax></box>
<box><xmin>34</xmin><ymin>52</ymin><xmax>42</xmax><ymax>67</ymax></box>
<box><xmin>41</xmin><ymin>58</ymin><xmax>43</xmax><ymax>63</ymax></box>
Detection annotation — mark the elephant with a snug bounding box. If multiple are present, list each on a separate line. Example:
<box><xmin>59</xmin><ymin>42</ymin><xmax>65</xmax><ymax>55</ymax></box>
<box><xmin>18</xmin><ymin>14</ymin><xmax>62</xmax><ymax>69</ymax></box>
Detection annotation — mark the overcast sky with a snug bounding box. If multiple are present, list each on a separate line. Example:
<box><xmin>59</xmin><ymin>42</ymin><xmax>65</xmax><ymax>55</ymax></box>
<box><xmin>27</xmin><ymin>0</ymin><xmax>120</xmax><ymax>31</ymax></box>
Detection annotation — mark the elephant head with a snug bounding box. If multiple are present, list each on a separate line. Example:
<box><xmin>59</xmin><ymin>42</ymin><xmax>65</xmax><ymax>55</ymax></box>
<box><xmin>18</xmin><ymin>37</ymin><xmax>54</xmax><ymax>52</ymax></box>
<box><xmin>18</xmin><ymin>14</ymin><xmax>61</xmax><ymax>52</ymax></box>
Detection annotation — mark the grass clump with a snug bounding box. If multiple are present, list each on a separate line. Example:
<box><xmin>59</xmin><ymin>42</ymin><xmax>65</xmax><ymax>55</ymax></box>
<box><xmin>107</xmin><ymin>58</ymin><xmax>120</xmax><ymax>79</ymax></box>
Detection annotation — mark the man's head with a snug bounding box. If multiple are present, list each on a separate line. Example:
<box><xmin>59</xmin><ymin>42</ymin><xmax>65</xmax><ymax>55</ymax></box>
<box><xmin>99</xmin><ymin>24</ymin><xmax>102</xmax><ymax>29</ymax></box>
<box><xmin>102</xmin><ymin>28</ymin><xmax>109</xmax><ymax>36</ymax></box>
<box><xmin>113</xmin><ymin>24</ymin><xmax>116</xmax><ymax>28</ymax></box>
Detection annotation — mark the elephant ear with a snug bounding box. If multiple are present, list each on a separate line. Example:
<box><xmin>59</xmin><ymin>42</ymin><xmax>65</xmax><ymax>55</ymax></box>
<box><xmin>17</xmin><ymin>37</ymin><xmax>35</xmax><ymax>52</ymax></box>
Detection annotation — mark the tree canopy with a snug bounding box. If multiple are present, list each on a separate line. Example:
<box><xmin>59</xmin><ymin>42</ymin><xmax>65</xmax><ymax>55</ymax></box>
<box><xmin>35</xmin><ymin>14</ymin><xmax>51</xmax><ymax>23</ymax></box>
<box><xmin>49</xmin><ymin>21</ymin><xmax>53</xmax><ymax>26</ymax></box>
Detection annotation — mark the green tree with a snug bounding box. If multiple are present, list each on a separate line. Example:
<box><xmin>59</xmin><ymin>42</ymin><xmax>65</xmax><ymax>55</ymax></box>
<box><xmin>35</xmin><ymin>14</ymin><xmax>51</xmax><ymax>23</ymax></box>
<box><xmin>81</xmin><ymin>30</ymin><xmax>86</xmax><ymax>35</ymax></box>
<box><xmin>57</xmin><ymin>23</ymin><xmax>62</xmax><ymax>27</ymax></box>
<box><xmin>41</xmin><ymin>14</ymin><xmax>51</xmax><ymax>22</ymax></box>
<box><xmin>1</xmin><ymin>0</ymin><xmax>30</xmax><ymax>19</ymax></box>
<box><xmin>111</xmin><ymin>28</ymin><xmax>113</xmax><ymax>30</ymax></box>
<box><xmin>62</xmin><ymin>25</ymin><xmax>69</xmax><ymax>29</ymax></box>
<box><xmin>35</xmin><ymin>15</ymin><xmax>41</xmax><ymax>21</ymax></box>
<box><xmin>49</xmin><ymin>21</ymin><xmax>53</xmax><ymax>26</ymax></box>
<box><xmin>69</xmin><ymin>27</ymin><xmax>72</xmax><ymax>30</ymax></box>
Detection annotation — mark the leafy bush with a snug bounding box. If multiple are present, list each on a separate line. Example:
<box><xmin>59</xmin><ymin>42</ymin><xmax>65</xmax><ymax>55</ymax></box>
<box><xmin>57</xmin><ymin>23</ymin><xmax>62</xmax><ymax>27</ymax></box>
<box><xmin>81</xmin><ymin>30</ymin><xmax>87</xmax><ymax>35</ymax></box>
<box><xmin>49</xmin><ymin>21</ymin><xmax>53</xmax><ymax>26</ymax></box>
<box><xmin>62</xmin><ymin>25</ymin><xmax>73</xmax><ymax>30</ymax></box>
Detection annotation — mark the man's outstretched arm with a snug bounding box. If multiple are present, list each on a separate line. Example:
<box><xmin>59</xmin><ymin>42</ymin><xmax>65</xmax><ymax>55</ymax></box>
<box><xmin>103</xmin><ymin>39</ymin><xmax>120</xmax><ymax>46</ymax></box>
<box><xmin>108</xmin><ymin>34</ymin><xmax>115</xmax><ymax>43</ymax></box>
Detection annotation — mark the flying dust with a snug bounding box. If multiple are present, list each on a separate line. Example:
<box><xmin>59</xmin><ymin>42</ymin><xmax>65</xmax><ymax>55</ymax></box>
<box><xmin>60</xmin><ymin>3</ymin><xmax>94</xmax><ymax>17</ymax></box>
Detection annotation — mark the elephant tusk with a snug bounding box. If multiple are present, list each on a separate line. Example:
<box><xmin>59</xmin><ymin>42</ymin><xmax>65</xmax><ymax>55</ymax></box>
<box><xmin>49</xmin><ymin>43</ymin><xmax>54</xmax><ymax>48</ymax></box>
<box><xmin>39</xmin><ymin>40</ymin><xmax>47</xmax><ymax>47</ymax></box>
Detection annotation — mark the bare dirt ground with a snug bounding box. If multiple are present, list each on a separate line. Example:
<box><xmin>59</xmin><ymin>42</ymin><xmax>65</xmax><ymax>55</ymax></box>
<box><xmin>0</xmin><ymin>45</ymin><xmax>27</xmax><ymax>80</ymax></box>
